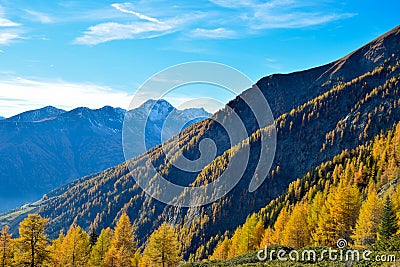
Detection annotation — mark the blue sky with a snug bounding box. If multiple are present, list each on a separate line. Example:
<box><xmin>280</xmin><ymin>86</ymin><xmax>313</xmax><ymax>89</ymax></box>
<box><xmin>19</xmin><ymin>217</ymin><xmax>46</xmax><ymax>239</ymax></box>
<box><xmin>0</xmin><ymin>0</ymin><xmax>399</xmax><ymax>117</ymax></box>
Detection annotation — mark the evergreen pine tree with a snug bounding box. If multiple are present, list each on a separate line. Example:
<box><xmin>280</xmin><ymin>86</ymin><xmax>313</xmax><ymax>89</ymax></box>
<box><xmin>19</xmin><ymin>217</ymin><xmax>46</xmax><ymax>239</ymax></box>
<box><xmin>378</xmin><ymin>196</ymin><xmax>399</xmax><ymax>240</ymax></box>
<box><xmin>89</xmin><ymin>228</ymin><xmax>99</xmax><ymax>248</ymax></box>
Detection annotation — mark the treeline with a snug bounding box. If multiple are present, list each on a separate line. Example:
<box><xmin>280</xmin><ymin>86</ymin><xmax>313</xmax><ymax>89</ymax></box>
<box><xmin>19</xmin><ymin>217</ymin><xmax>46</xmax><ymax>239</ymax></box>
<box><xmin>0</xmin><ymin>213</ymin><xmax>181</xmax><ymax>267</ymax></box>
<box><xmin>209</xmin><ymin>122</ymin><xmax>400</xmax><ymax>260</ymax></box>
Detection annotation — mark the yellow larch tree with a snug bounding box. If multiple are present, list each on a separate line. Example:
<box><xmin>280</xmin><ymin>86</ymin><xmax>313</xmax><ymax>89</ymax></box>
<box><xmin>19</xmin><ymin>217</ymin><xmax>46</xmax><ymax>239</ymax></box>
<box><xmin>352</xmin><ymin>191</ymin><xmax>383</xmax><ymax>247</ymax></box>
<box><xmin>47</xmin><ymin>231</ymin><xmax>65</xmax><ymax>267</ymax></box>
<box><xmin>103</xmin><ymin>213</ymin><xmax>136</xmax><ymax>267</ymax></box>
<box><xmin>282</xmin><ymin>202</ymin><xmax>311</xmax><ymax>248</ymax></box>
<box><xmin>60</xmin><ymin>224</ymin><xmax>91</xmax><ymax>267</ymax></box>
<box><xmin>13</xmin><ymin>214</ymin><xmax>49</xmax><ymax>267</ymax></box>
<box><xmin>240</xmin><ymin>214</ymin><xmax>263</xmax><ymax>253</ymax></box>
<box><xmin>210</xmin><ymin>236</ymin><xmax>230</xmax><ymax>261</ymax></box>
<box><xmin>227</xmin><ymin>227</ymin><xmax>242</xmax><ymax>259</ymax></box>
<box><xmin>308</xmin><ymin>191</ymin><xmax>325</xmax><ymax>243</ymax></box>
<box><xmin>313</xmin><ymin>181</ymin><xmax>361</xmax><ymax>246</ymax></box>
<box><xmin>142</xmin><ymin>222</ymin><xmax>181</xmax><ymax>267</ymax></box>
<box><xmin>270</xmin><ymin>208</ymin><xmax>289</xmax><ymax>245</ymax></box>
<box><xmin>0</xmin><ymin>226</ymin><xmax>12</xmax><ymax>267</ymax></box>
<box><xmin>259</xmin><ymin>227</ymin><xmax>275</xmax><ymax>248</ymax></box>
<box><xmin>89</xmin><ymin>227</ymin><xmax>113</xmax><ymax>267</ymax></box>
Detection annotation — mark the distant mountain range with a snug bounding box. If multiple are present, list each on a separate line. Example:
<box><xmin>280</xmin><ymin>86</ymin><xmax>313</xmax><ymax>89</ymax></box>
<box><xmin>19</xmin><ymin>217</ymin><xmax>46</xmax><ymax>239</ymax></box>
<box><xmin>6</xmin><ymin>106</ymin><xmax>66</xmax><ymax>122</ymax></box>
<box><xmin>0</xmin><ymin>101</ymin><xmax>210</xmax><ymax>212</ymax></box>
<box><xmin>1</xmin><ymin>25</ymin><xmax>399</xmax><ymax>261</ymax></box>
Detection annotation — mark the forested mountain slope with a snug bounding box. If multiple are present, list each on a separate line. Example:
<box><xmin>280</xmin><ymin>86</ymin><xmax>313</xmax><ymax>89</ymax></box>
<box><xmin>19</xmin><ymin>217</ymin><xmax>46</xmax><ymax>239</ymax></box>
<box><xmin>206</xmin><ymin>121</ymin><xmax>400</xmax><ymax>263</ymax></box>
<box><xmin>3</xmin><ymin>25</ymin><xmax>399</xmax><ymax>261</ymax></box>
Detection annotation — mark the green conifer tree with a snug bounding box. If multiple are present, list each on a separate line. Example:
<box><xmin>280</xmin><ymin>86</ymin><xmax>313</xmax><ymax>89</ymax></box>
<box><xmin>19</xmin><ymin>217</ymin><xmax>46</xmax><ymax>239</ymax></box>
<box><xmin>378</xmin><ymin>196</ymin><xmax>399</xmax><ymax>240</ymax></box>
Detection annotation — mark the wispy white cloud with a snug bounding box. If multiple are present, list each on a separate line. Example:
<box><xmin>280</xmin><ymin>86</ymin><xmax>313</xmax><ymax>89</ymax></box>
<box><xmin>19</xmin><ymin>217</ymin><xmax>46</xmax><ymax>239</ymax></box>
<box><xmin>74</xmin><ymin>1</ymin><xmax>356</xmax><ymax>45</ymax></box>
<box><xmin>0</xmin><ymin>77</ymin><xmax>133</xmax><ymax>117</ymax></box>
<box><xmin>189</xmin><ymin>28</ymin><xmax>237</xmax><ymax>39</ymax></box>
<box><xmin>0</xmin><ymin>32</ymin><xmax>21</xmax><ymax>44</ymax></box>
<box><xmin>111</xmin><ymin>3</ymin><xmax>162</xmax><ymax>23</ymax></box>
<box><xmin>24</xmin><ymin>9</ymin><xmax>53</xmax><ymax>24</ymax></box>
<box><xmin>0</xmin><ymin>7</ymin><xmax>22</xmax><ymax>44</ymax></box>
<box><xmin>0</xmin><ymin>18</ymin><xmax>20</xmax><ymax>27</ymax></box>
<box><xmin>0</xmin><ymin>7</ymin><xmax>20</xmax><ymax>27</ymax></box>
<box><xmin>250</xmin><ymin>12</ymin><xmax>356</xmax><ymax>29</ymax></box>
<box><xmin>74</xmin><ymin>21</ymin><xmax>173</xmax><ymax>45</ymax></box>
<box><xmin>74</xmin><ymin>6</ymin><xmax>207</xmax><ymax>45</ymax></box>
<box><xmin>209</xmin><ymin>0</ymin><xmax>356</xmax><ymax>31</ymax></box>
<box><xmin>75</xmin><ymin>2</ymin><xmax>178</xmax><ymax>45</ymax></box>
<box><xmin>208</xmin><ymin>0</ymin><xmax>257</xmax><ymax>9</ymax></box>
